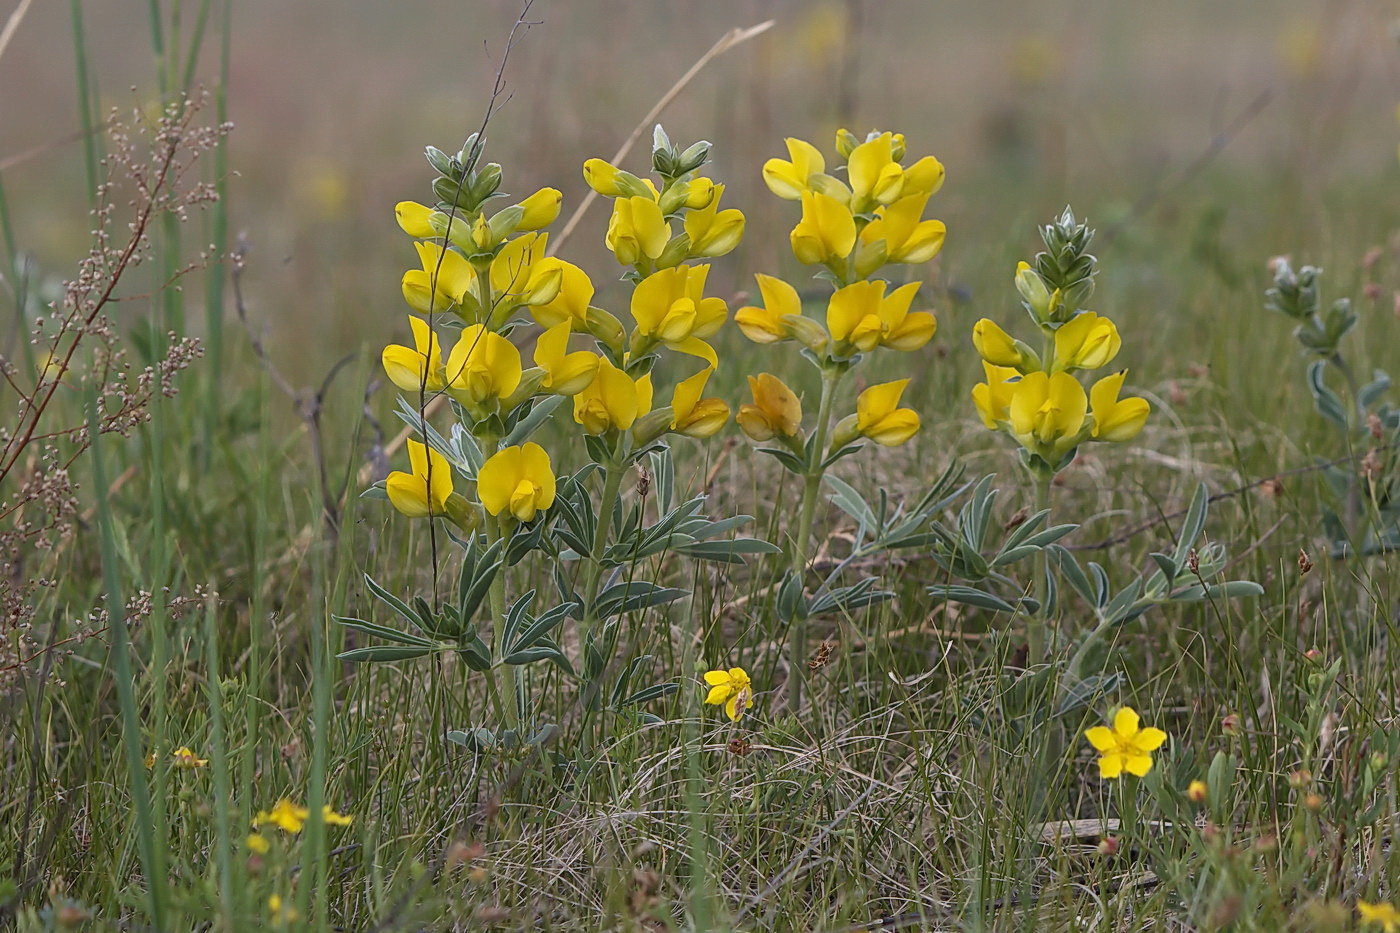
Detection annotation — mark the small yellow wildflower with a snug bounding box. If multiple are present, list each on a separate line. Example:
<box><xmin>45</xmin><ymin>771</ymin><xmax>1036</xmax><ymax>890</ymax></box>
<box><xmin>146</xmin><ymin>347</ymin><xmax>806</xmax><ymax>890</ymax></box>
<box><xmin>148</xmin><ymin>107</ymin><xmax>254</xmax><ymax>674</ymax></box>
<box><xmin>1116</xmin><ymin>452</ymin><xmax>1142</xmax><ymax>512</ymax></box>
<box><xmin>246</xmin><ymin>833</ymin><xmax>271</xmax><ymax>854</ymax></box>
<box><xmin>268</xmin><ymin>893</ymin><xmax>300</xmax><ymax>925</ymax></box>
<box><xmin>1186</xmin><ymin>780</ymin><xmax>1208</xmax><ymax>804</ymax></box>
<box><xmin>253</xmin><ymin>799</ymin><xmax>353</xmax><ymax>834</ymax></box>
<box><xmin>703</xmin><ymin>667</ymin><xmax>753</xmax><ymax>722</ymax></box>
<box><xmin>1084</xmin><ymin>707</ymin><xmax>1168</xmax><ymax>779</ymax></box>
<box><xmin>170</xmin><ymin>747</ymin><xmax>209</xmax><ymax>769</ymax></box>
<box><xmin>1359</xmin><ymin>901</ymin><xmax>1400</xmax><ymax>932</ymax></box>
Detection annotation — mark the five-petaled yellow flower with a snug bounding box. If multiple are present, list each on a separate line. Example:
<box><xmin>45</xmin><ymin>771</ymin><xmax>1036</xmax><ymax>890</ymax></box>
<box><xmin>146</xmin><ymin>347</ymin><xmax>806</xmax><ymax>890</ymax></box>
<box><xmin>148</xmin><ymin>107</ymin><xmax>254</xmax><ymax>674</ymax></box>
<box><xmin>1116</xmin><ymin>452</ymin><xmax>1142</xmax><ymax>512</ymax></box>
<box><xmin>1359</xmin><ymin>901</ymin><xmax>1400</xmax><ymax>932</ymax></box>
<box><xmin>477</xmin><ymin>442</ymin><xmax>557</xmax><ymax>523</ymax></box>
<box><xmin>971</xmin><ymin>362</ymin><xmax>1020</xmax><ymax>429</ymax></box>
<box><xmin>1084</xmin><ymin>707</ymin><xmax>1168</xmax><ymax>779</ymax></box>
<box><xmin>762</xmin><ymin>137</ymin><xmax>826</xmax><ymax>200</ymax></box>
<box><xmin>489</xmin><ymin>233</ymin><xmax>564</xmax><ymax>310</ymax></box>
<box><xmin>530</xmin><ymin>260</ymin><xmax>594</xmax><ymax>330</ymax></box>
<box><xmin>856</xmin><ymin>192</ymin><xmax>946</xmax><ymax>277</ymax></box>
<box><xmin>386</xmin><ymin>439</ymin><xmax>453</xmax><ymax>519</ymax></box>
<box><xmin>971</xmin><ymin>318</ymin><xmax>1027</xmax><ymax>370</ymax></box>
<box><xmin>703</xmin><ymin>666</ymin><xmax>753</xmax><ymax>721</ymax></box>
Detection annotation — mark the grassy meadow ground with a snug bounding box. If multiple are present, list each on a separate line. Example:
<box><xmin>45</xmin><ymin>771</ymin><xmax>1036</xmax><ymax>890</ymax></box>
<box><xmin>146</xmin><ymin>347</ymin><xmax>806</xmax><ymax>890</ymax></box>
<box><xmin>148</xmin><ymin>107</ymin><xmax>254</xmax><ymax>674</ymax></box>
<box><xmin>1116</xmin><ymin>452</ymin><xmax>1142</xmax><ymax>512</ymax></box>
<box><xmin>3</xmin><ymin>1</ymin><xmax>1400</xmax><ymax>930</ymax></box>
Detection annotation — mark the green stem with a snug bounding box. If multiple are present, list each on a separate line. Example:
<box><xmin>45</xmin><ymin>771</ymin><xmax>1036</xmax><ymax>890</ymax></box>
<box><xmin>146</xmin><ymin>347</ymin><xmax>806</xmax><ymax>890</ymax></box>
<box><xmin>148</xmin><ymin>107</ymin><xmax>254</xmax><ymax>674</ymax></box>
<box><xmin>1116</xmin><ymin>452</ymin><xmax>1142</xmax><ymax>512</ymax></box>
<box><xmin>478</xmin><ymin>435</ymin><xmax>520</xmax><ymax>734</ymax></box>
<box><xmin>1027</xmin><ymin>471</ymin><xmax>1052</xmax><ymax>666</ymax></box>
<box><xmin>788</xmin><ymin>368</ymin><xmax>841</xmax><ymax>714</ymax></box>
<box><xmin>579</xmin><ymin>454</ymin><xmax>625</xmax><ymax>644</ymax></box>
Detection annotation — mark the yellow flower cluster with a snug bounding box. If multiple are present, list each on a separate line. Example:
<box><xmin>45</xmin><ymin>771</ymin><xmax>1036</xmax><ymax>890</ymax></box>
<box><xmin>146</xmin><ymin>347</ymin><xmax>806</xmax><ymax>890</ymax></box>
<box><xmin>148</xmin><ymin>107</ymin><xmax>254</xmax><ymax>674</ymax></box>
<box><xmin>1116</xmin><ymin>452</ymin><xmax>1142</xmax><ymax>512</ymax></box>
<box><xmin>382</xmin><ymin>136</ymin><xmax>743</xmax><ymax>526</ymax></box>
<box><xmin>971</xmin><ymin>262</ymin><xmax>1149</xmax><ymax>472</ymax></box>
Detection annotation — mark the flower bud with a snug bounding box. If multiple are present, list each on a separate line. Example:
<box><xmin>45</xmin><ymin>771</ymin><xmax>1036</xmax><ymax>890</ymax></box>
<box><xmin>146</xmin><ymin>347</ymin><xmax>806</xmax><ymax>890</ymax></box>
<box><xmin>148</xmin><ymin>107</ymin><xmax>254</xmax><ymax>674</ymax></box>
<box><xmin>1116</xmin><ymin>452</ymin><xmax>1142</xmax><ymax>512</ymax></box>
<box><xmin>834</xmin><ymin>127</ymin><xmax>861</xmax><ymax>160</ymax></box>
<box><xmin>469</xmin><ymin>163</ymin><xmax>503</xmax><ymax>203</ymax></box>
<box><xmin>631</xmin><ymin>407</ymin><xmax>675</xmax><ymax>446</ymax></box>
<box><xmin>584</xmin><ymin>306</ymin><xmax>627</xmax><ymax>356</ymax></box>
<box><xmin>676</xmin><ymin>140</ymin><xmax>712</xmax><ymax>176</ymax></box>
<box><xmin>515</xmin><ymin>187</ymin><xmax>562</xmax><ymax>230</ymax></box>
<box><xmin>1015</xmin><ymin>261</ymin><xmax>1052</xmax><ymax>320</ymax></box>
<box><xmin>1187</xmin><ymin>780</ymin><xmax>1208</xmax><ymax>804</ymax></box>
<box><xmin>828</xmin><ymin>413</ymin><xmax>860</xmax><ymax>451</ymax></box>
<box><xmin>783</xmin><ymin>314</ymin><xmax>830</xmax><ymax>355</ymax></box>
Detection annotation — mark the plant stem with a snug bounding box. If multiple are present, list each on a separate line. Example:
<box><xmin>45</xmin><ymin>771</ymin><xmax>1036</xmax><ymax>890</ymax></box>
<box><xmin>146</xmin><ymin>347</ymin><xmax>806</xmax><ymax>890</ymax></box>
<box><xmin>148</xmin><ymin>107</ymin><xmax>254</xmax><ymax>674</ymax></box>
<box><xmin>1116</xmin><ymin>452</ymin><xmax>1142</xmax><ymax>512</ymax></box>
<box><xmin>479</xmin><ymin>436</ymin><xmax>520</xmax><ymax>734</ymax></box>
<box><xmin>1027</xmin><ymin>471</ymin><xmax>1052</xmax><ymax>666</ymax></box>
<box><xmin>580</xmin><ymin>454</ymin><xmax>625</xmax><ymax>644</ymax></box>
<box><xmin>788</xmin><ymin>368</ymin><xmax>841</xmax><ymax>713</ymax></box>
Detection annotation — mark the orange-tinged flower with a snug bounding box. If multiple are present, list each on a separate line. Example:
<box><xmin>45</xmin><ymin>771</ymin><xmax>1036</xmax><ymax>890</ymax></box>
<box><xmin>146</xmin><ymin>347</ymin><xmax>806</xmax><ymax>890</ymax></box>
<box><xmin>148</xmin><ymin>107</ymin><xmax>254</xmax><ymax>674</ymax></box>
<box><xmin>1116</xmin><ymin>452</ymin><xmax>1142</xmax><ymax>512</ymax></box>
<box><xmin>670</xmin><ymin>367</ymin><xmax>730</xmax><ymax>438</ymax></box>
<box><xmin>703</xmin><ymin>666</ymin><xmax>753</xmax><ymax>721</ymax></box>
<box><xmin>386</xmin><ymin>440</ymin><xmax>454</xmax><ymax>519</ymax></box>
<box><xmin>1084</xmin><ymin>706</ymin><xmax>1168</xmax><ymax>779</ymax></box>
<box><xmin>737</xmin><ymin>373</ymin><xmax>802</xmax><ymax>441</ymax></box>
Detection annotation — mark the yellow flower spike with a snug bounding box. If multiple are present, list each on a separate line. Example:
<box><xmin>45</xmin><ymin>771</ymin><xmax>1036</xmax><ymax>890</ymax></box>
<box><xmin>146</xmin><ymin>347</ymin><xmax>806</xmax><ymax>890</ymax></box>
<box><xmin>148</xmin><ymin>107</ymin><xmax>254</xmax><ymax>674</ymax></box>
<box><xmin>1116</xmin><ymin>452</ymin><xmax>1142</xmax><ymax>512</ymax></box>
<box><xmin>478</xmin><ymin>442</ymin><xmax>557</xmax><ymax>523</ymax></box>
<box><xmin>971</xmin><ymin>362</ymin><xmax>1020</xmax><ymax>429</ymax></box>
<box><xmin>736</xmin><ymin>373</ymin><xmax>803</xmax><ymax>441</ymax></box>
<box><xmin>385</xmin><ymin>439</ymin><xmax>454</xmax><ymax>519</ymax></box>
<box><xmin>735</xmin><ymin>274</ymin><xmax>801</xmax><ymax>345</ymax></box>
<box><xmin>1008</xmin><ymin>370</ymin><xmax>1088</xmax><ymax>460</ymax></box>
<box><xmin>971</xmin><ymin>318</ymin><xmax>1025</xmax><ymax>369</ymax></box>
<box><xmin>670</xmin><ymin>367</ymin><xmax>731</xmax><ymax>439</ymax></box>
<box><xmin>703</xmin><ymin>666</ymin><xmax>753</xmax><ymax>721</ymax></box>
<box><xmin>1054</xmin><ymin>311</ymin><xmax>1121</xmax><ymax>372</ymax></box>
<box><xmin>1089</xmin><ymin>370</ymin><xmax>1151</xmax><ymax>442</ymax></box>
<box><xmin>847</xmin><ymin>132</ymin><xmax>905</xmax><ymax>207</ymax></box>
<box><xmin>490</xmin><ymin>233</ymin><xmax>564</xmax><ymax>308</ymax></box>
<box><xmin>382</xmin><ymin>316</ymin><xmax>448</xmax><ymax>393</ymax></box>
<box><xmin>444</xmin><ymin>325</ymin><xmax>523</xmax><ymax>408</ymax></box>
<box><xmin>629</xmin><ymin>265</ymin><xmax>727</xmax><ymax>367</ymax></box>
<box><xmin>606</xmin><ymin>196</ymin><xmax>671</xmax><ymax>265</ymax></box>
<box><xmin>534</xmin><ymin>322</ymin><xmax>601</xmax><ymax>397</ymax></box>
<box><xmin>762</xmin><ymin>137</ymin><xmax>826</xmax><ymax>200</ymax></box>
<box><xmin>573</xmin><ymin>357</ymin><xmax>652</xmax><ymax>435</ymax></box>
<box><xmin>253</xmin><ymin>799</ymin><xmax>311</xmax><ymax>834</ymax></box>
<box><xmin>515</xmin><ymin>187</ymin><xmax>563</xmax><ymax>231</ymax></box>
<box><xmin>855</xmin><ymin>379</ymin><xmax>921</xmax><ymax>446</ymax></box>
<box><xmin>530</xmin><ymin>260</ymin><xmax>594</xmax><ymax>330</ymax></box>
<box><xmin>901</xmin><ymin>155</ymin><xmax>946</xmax><ymax>198</ymax></box>
<box><xmin>791</xmin><ymin>191</ymin><xmax>857</xmax><ymax>266</ymax></box>
<box><xmin>1359</xmin><ymin>901</ymin><xmax>1400</xmax><ymax>932</ymax></box>
<box><xmin>171</xmin><ymin>746</ymin><xmax>209</xmax><ymax>769</ymax></box>
<box><xmin>859</xmin><ymin>192</ymin><xmax>946</xmax><ymax>272</ymax></box>
<box><xmin>1084</xmin><ymin>706</ymin><xmax>1168</xmax><ymax>779</ymax></box>
<box><xmin>684</xmin><ymin>183</ymin><xmax>746</xmax><ymax>258</ymax></box>
<box><xmin>395</xmin><ymin>200</ymin><xmax>438</xmax><ymax>239</ymax></box>
<box><xmin>402</xmin><ymin>242</ymin><xmax>477</xmax><ymax>315</ymax></box>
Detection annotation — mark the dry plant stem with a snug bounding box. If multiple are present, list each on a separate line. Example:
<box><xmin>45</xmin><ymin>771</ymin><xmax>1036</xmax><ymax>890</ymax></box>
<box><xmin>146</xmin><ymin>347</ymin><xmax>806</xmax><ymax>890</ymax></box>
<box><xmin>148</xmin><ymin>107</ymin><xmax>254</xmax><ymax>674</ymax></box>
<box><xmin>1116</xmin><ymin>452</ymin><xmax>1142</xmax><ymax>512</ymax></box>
<box><xmin>788</xmin><ymin>368</ymin><xmax>841</xmax><ymax>713</ymax></box>
<box><xmin>359</xmin><ymin>20</ymin><xmax>773</xmax><ymax>486</ymax></box>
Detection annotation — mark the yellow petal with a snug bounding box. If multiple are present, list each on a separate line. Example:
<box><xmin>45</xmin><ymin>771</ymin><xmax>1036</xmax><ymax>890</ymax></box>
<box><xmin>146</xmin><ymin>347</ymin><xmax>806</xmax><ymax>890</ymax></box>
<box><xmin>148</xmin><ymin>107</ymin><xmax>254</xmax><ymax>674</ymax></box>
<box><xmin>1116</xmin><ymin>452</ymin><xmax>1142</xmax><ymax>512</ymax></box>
<box><xmin>1113</xmin><ymin>706</ymin><xmax>1141</xmax><ymax>739</ymax></box>
<box><xmin>1124</xmin><ymin>754</ymin><xmax>1154</xmax><ymax>777</ymax></box>
<box><xmin>1135</xmin><ymin>727</ymin><xmax>1168</xmax><ymax>752</ymax></box>
<box><xmin>1084</xmin><ymin>726</ymin><xmax>1117</xmax><ymax>752</ymax></box>
<box><xmin>395</xmin><ymin>200</ymin><xmax>438</xmax><ymax>238</ymax></box>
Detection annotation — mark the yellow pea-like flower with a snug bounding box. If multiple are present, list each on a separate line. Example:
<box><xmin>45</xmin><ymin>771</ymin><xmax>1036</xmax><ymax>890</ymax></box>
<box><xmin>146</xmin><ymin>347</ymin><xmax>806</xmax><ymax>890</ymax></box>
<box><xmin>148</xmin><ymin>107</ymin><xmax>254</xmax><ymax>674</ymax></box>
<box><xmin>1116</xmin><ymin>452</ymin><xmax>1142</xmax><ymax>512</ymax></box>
<box><xmin>1008</xmin><ymin>370</ymin><xmax>1088</xmax><ymax>461</ymax></box>
<box><xmin>826</xmin><ymin>280</ymin><xmax>931</xmax><ymax>354</ymax></box>
<box><xmin>573</xmin><ymin>357</ymin><xmax>653</xmax><ymax>435</ymax></box>
<box><xmin>582</xmin><ymin>158</ymin><xmax>626</xmax><ymax>196</ymax></box>
<box><xmin>847</xmin><ymin>132</ymin><xmax>906</xmax><ymax>207</ymax></box>
<box><xmin>857</xmin><ymin>192</ymin><xmax>946</xmax><ymax>276</ymax></box>
<box><xmin>900</xmin><ymin>155</ymin><xmax>946</xmax><ymax>199</ymax></box>
<box><xmin>670</xmin><ymin>367</ymin><xmax>731</xmax><ymax>439</ymax></box>
<box><xmin>395</xmin><ymin>200</ymin><xmax>438</xmax><ymax>239</ymax></box>
<box><xmin>515</xmin><ymin>187</ymin><xmax>563</xmax><ymax>231</ymax></box>
<box><xmin>530</xmin><ymin>260</ymin><xmax>593</xmax><ymax>330</ymax></box>
<box><xmin>630</xmin><ymin>264</ymin><xmax>727</xmax><ymax>367</ymax></box>
<box><xmin>791</xmin><ymin>191</ymin><xmax>857</xmax><ymax>266</ymax></box>
<box><xmin>1015</xmin><ymin>260</ymin><xmax>1053</xmax><ymax>320</ymax></box>
<box><xmin>683</xmin><ymin>176</ymin><xmax>717</xmax><ymax>210</ymax></box>
<box><xmin>684</xmin><ymin>183</ymin><xmax>745</xmax><ymax>258</ymax></box>
<box><xmin>1089</xmin><ymin>370</ymin><xmax>1151</xmax><ymax>442</ymax></box>
<box><xmin>735</xmin><ymin>274</ymin><xmax>800</xmax><ymax>345</ymax></box>
<box><xmin>1054</xmin><ymin>311</ymin><xmax>1121</xmax><ymax>372</ymax></box>
<box><xmin>971</xmin><ymin>362</ymin><xmax>1021</xmax><ymax>429</ymax></box>
<box><xmin>382</xmin><ymin>316</ymin><xmax>447</xmax><ymax>393</ymax></box>
<box><xmin>533</xmin><ymin>322</ymin><xmax>600</xmax><ymax>397</ymax></box>
<box><xmin>606</xmin><ymin>196</ymin><xmax>671</xmax><ymax>265</ymax></box>
<box><xmin>477</xmin><ymin>442</ymin><xmax>557</xmax><ymax>523</ymax></box>
<box><xmin>401</xmin><ymin>242</ymin><xmax>477</xmax><ymax>316</ymax></box>
<box><xmin>856</xmin><ymin>379</ymin><xmax>921</xmax><ymax>446</ymax></box>
<box><xmin>444</xmin><ymin>324</ymin><xmax>523</xmax><ymax>408</ymax></box>
<box><xmin>490</xmin><ymin>233</ymin><xmax>564</xmax><ymax>308</ymax></box>
<box><xmin>971</xmin><ymin>318</ymin><xmax>1026</xmax><ymax>369</ymax></box>
<box><xmin>736</xmin><ymin>373</ymin><xmax>803</xmax><ymax>441</ymax></box>
<box><xmin>385</xmin><ymin>439</ymin><xmax>454</xmax><ymax>519</ymax></box>
<box><xmin>762</xmin><ymin>137</ymin><xmax>826</xmax><ymax>200</ymax></box>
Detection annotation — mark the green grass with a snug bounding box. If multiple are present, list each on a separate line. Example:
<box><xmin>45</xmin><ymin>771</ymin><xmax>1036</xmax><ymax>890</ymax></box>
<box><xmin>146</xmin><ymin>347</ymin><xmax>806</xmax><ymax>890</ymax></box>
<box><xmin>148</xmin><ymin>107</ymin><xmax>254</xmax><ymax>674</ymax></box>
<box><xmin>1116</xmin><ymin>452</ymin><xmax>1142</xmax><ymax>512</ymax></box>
<box><xmin>4</xmin><ymin>3</ymin><xmax>1400</xmax><ymax>931</ymax></box>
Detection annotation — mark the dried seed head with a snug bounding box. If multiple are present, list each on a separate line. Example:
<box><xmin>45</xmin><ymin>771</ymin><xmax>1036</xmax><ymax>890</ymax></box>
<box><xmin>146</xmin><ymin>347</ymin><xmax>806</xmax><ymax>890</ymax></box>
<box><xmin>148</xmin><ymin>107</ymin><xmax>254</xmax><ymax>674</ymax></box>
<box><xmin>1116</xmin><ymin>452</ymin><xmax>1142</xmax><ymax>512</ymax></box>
<box><xmin>1298</xmin><ymin>549</ymin><xmax>1313</xmax><ymax>575</ymax></box>
<box><xmin>808</xmin><ymin>640</ymin><xmax>836</xmax><ymax>671</ymax></box>
<box><xmin>728</xmin><ymin>737</ymin><xmax>752</xmax><ymax>757</ymax></box>
<box><xmin>635</xmin><ymin>463</ymin><xmax>651</xmax><ymax>498</ymax></box>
